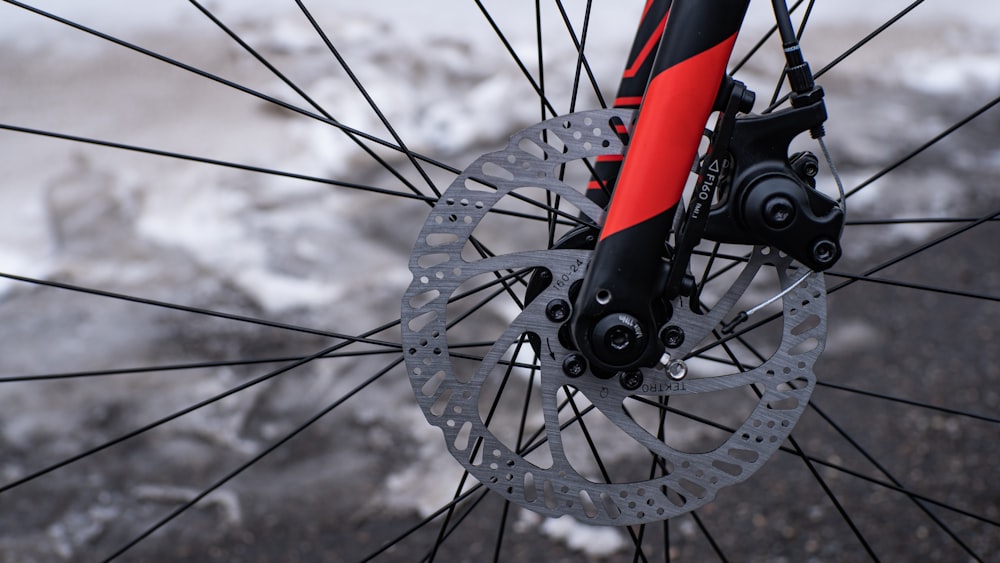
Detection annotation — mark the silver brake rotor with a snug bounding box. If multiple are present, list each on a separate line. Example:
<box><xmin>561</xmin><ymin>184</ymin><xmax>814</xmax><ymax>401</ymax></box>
<box><xmin>401</xmin><ymin>110</ymin><xmax>826</xmax><ymax>525</ymax></box>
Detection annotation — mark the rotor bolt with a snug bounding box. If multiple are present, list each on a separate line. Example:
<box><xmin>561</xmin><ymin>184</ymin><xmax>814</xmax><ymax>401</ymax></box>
<box><xmin>812</xmin><ymin>238</ymin><xmax>839</xmax><ymax>266</ymax></box>
<box><xmin>562</xmin><ymin>354</ymin><xmax>588</xmax><ymax>378</ymax></box>
<box><xmin>667</xmin><ymin>360</ymin><xmax>689</xmax><ymax>381</ymax></box>
<box><xmin>545</xmin><ymin>299</ymin><xmax>571</xmax><ymax>323</ymax></box>
<box><xmin>619</xmin><ymin>370</ymin><xmax>644</xmax><ymax>391</ymax></box>
<box><xmin>763</xmin><ymin>195</ymin><xmax>796</xmax><ymax>229</ymax></box>
<box><xmin>660</xmin><ymin>325</ymin><xmax>685</xmax><ymax>349</ymax></box>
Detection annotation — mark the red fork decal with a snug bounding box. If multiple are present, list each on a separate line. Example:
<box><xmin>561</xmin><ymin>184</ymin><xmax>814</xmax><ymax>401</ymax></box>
<box><xmin>600</xmin><ymin>32</ymin><xmax>738</xmax><ymax>240</ymax></box>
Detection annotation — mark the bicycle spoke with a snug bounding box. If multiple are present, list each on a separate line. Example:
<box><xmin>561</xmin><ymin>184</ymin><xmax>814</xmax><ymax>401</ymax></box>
<box><xmin>690</xmin><ymin>511</ymin><xmax>730</xmax><ymax>563</ymax></box>
<box><xmin>425</xmin><ymin>469</ymin><xmax>476</xmax><ymax>561</ymax></box>
<box><xmin>104</xmin><ymin>356</ymin><xmax>405</xmax><ymax>561</ymax></box>
<box><xmin>784</xmin><ymin>431</ymin><xmax>878</xmax><ymax>559</ymax></box>
<box><xmin>554</xmin><ymin>0</ymin><xmax>607</xmax><ymax>111</ymax></box>
<box><xmin>1</xmin><ymin>337</ymin><xmax>388</xmax><ymax>495</ymax></box>
<box><xmin>362</xmin><ymin>484</ymin><xmax>487</xmax><ymax>561</ymax></box>
<box><xmin>847</xmin><ymin>216</ymin><xmax>1000</xmax><ymax>226</ymax></box>
<box><xmin>700</xmin><ymin>205</ymin><xmax>1000</xmax><ymax>356</ymax></box>
<box><xmin>0</xmin><ymin>270</ymin><xmax>401</xmax><ymax>345</ymax></box>
<box><xmin>826</xmin><ymin>271</ymin><xmax>1000</xmax><ymax>303</ymax></box>
<box><xmin>294</xmin><ymin>0</ymin><xmax>440</xmax><ymax>198</ymax></box>
<box><xmin>813</xmin><ymin>0</ymin><xmax>926</xmax><ymax>81</ymax></box>
<box><xmin>766</xmin><ymin>0</ymin><xmax>928</xmax><ymax>110</ymax></box>
<box><xmin>492</xmin><ymin>500</ymin><xmax>513</xmax><ymax>562</ymax></box>
<box><xmin>2</xmin><ymin>0</ymin><xmax>997</xmax><ymax>559</ymax></box>
<box><xmin>0</xmin><ymin>124</ymin><xmax>434</xmax><ymax>203</ymax></box>
<box><xmin>846</xmin><ymin>94</ymin><xmax>1000</xmax><ymax>199</ymax></box>
<box><xmin>0</xmin><ymin>349</ymin><xmax>400</xmax><ymax>383</ymax></box>
<box><xmin>2</xmin><ymin>0</ymin><xmax>463</xmax><ymax>175</ymax></box>
<box><xmin>828</xmin><ymin>206</ymin><xmax>1000</xmax><ymax>295</ymax></box>
<box><xmin>426</xmin><ymin>334</ymin><xmax>536</xmax><ymax>560</ymax></box>
<box><xmin>730</xmin><ymin>0</ymin><xmax>807</xmax><ymax>74</ymax></box>
<box><xmin>808</xmin><ymin>400</ymin><xmax>981</xmax><ymax>560</ymax></box>
<box><xmin>186</xmin><ymin>0</ymin><xmax>427</xmax><ymax>199</ymax></box>
<box><xmin>536</xmin><ymin>0</ymin><xmax>548</xmax><ymax>122</ymax></box>
<box><xmin>817</xmin><ymin>382</ymin><xmax>1000</xmax><ymax>425</ymax></box>
<box><xmin>630</xmin><ymin>396</ymin><xmax>1000</xmax><ymax>527</ymax></box>
<box><xmin>473</xmin><ymin>0</ymin><xmax>559</xmax><ymax>117</ymax></box>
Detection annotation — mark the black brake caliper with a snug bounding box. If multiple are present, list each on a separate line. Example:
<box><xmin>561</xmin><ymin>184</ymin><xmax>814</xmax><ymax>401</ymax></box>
<box><xmin>699</xmin><ymin>95</ymin><xmax>845</xmax><ymax>271</ymax></box>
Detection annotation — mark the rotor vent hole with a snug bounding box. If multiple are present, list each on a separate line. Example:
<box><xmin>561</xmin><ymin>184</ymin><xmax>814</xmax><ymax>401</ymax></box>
<box><xmin>712</xmin><ymin>460</ymin><xmax>743</xmax><ymax>477</ymax></box>
<box><xmin>420</xmin><ymin>370</ymin><xmax>446</xmax><ymax>397</ymax></box>
<box><xmin>430</xmin><ymin>389</ymin><xmax>452</xmax><ymax>417</ymax></box>
<box><xmin>417</xmin><ymin>252</ymin><xmax>449</xmax><ymax>269</ymax></box>
<box><xmin>407</xmin><ymin>310</ymin><xmax>438</xmax><ymax>332</ymax></box>
<box><xmin>663</xmin><ymin>485</ymin><xmax>686</xmax><ymax>507</ymax></box>
<box><xmin>426</xmin><ymin>232</ymin><xmax>458</xmax><ymax>247</ymax></box>
<box><xmin>464</xmin><ymin>177</ymin><xmax>497</xmax><ymax>193</ymax></box>
<box><xmin>482</xmin><ymin>161</ymin><xmax>515</xmax><ymax>181</ymax></box>
<box><xmin>791</xmin><ymin>313</ymin><xmax>821</xmax><ymax>336</ymax></box>
<box><xmin>517</xmin><ymin>137</ymin><xmax>547</xmax><ymax>160</ymax></box>
<box><xmin>679</xmin><ymin>478</ymin><xmax>707</xmax><ymax>499</ymax></box>
<box><xmin>579</xmin><ymin>490</ymin><xmax>599</xmax><ymax>518</ymax></box>
<box><xmin>408</xmin><ymin>289</ymin><xmax>440</xmax><ymax>309</ymax></box>
<box><xmin>729</xmin><ymin>448</ymin><xmax>759</xmax><ymax>464</ymax></box>
<box><xmin>789</xmin><ymin>336</ymin><xmax>819</xmax><ymax>356</ymax></box>
<box><xmin>781</xmin><ymin>377</ymin><xmax>810</xmax><ymax>391</ymax></box>
<box><xmin>454</xmin><ymin>421</ymin><xmax>473</xmax><ymax>451</ymax></box>
<box><xmin>543</xmin><ymin>479</ymin><xmax>558</xmax><ymax>510</ymax></box>
<box><xmin>766</xmin><ymin>396</ymin><xmax>800</xmax><ymax>411</ymax></box>
<box><xmin>600</xmin><ymin>493</ymin><xmax>622</xmax><ymax>519</ymax></box>
<box><xmin>471</xmin><ymin>445</ymin><xmax>485</xmax><ymax>466</ymax></box>
<box><xmin>542</xmin><ymin>130</ymin><xmax>569</xmax><ymax>154</ymax></box>
<box><xmin>523</xmin><ymin>472</ymin><xmax>537</xmax><ymax>502</ymax></box>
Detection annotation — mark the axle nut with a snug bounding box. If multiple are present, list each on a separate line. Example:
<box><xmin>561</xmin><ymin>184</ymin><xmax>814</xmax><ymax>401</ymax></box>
<box><xmin>591</xmin><ymin>313</ymin><xmax>648</xmax><ymax>367</ymax></box>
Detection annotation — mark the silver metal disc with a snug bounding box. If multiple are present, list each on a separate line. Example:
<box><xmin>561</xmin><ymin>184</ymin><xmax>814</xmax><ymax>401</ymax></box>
<box><xmin>402</xmin><ymin>110</ymin><xmax>826</xmax><ymax>525</ymax></box>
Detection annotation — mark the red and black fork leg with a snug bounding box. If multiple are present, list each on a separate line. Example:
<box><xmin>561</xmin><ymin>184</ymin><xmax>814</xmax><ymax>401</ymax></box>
<box><xmin>573</xmin><ymin>0</ymin><xmax>750</xmax><ymax>374</ymax></box>
<box><xmin>587</xmin><ymin>0</ymin><xmax>671</xmax><ymax>208</ymax></box>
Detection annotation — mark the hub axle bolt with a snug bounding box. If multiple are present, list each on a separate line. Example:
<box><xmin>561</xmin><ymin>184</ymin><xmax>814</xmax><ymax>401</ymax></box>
<box><xmin>619</xmin><ymin>370</ymin><xmax>643</xmax><ymax>391</ymax></box>
<box><xmin>562</xmin><ymin>354</ymin><xmax>587</xmax><ymax>378</ymax></box>
<box><xmin>545</xmin><ymin>299</ymin><xmax>571</xmax><ymax>323</ymax></box>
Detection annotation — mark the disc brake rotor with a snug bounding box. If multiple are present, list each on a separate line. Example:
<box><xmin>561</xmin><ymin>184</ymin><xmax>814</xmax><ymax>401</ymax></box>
<box><xmin>402</xmin><ymin>110</ymin><xmax>827</xmax><ymax>525</ymax></box>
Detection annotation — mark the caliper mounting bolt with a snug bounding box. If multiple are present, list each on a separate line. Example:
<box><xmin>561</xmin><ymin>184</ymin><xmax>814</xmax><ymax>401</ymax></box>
<box><xmin>812</xmin><ymin>238</ymin><xmax>838</xmax><ymax>266</ymax></box>
<box><xmin>763</xmin><ymin>195</ymin><xmax>796</xmax><ymax>229</ymax></box>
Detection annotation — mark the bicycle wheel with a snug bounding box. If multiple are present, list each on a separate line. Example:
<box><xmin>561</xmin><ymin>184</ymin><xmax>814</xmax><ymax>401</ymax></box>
<box><xmin>1</xmin><ymin>0</ymin><xmax>997</xmax><ymax>561</ymax></box>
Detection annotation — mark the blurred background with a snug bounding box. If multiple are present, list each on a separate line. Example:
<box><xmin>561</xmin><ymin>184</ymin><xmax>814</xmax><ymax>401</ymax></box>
<box><xmin>0</xmin><ymin>1</ymin><xmax>997</xmax><ymax>560</ymax></box>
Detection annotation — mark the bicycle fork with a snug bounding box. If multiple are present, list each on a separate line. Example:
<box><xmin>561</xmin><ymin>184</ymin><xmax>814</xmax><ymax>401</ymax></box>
<box><xmin>570</xmin><ymin>0</ymin><xmax>844</xmax><ymax>376</ymax></box>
